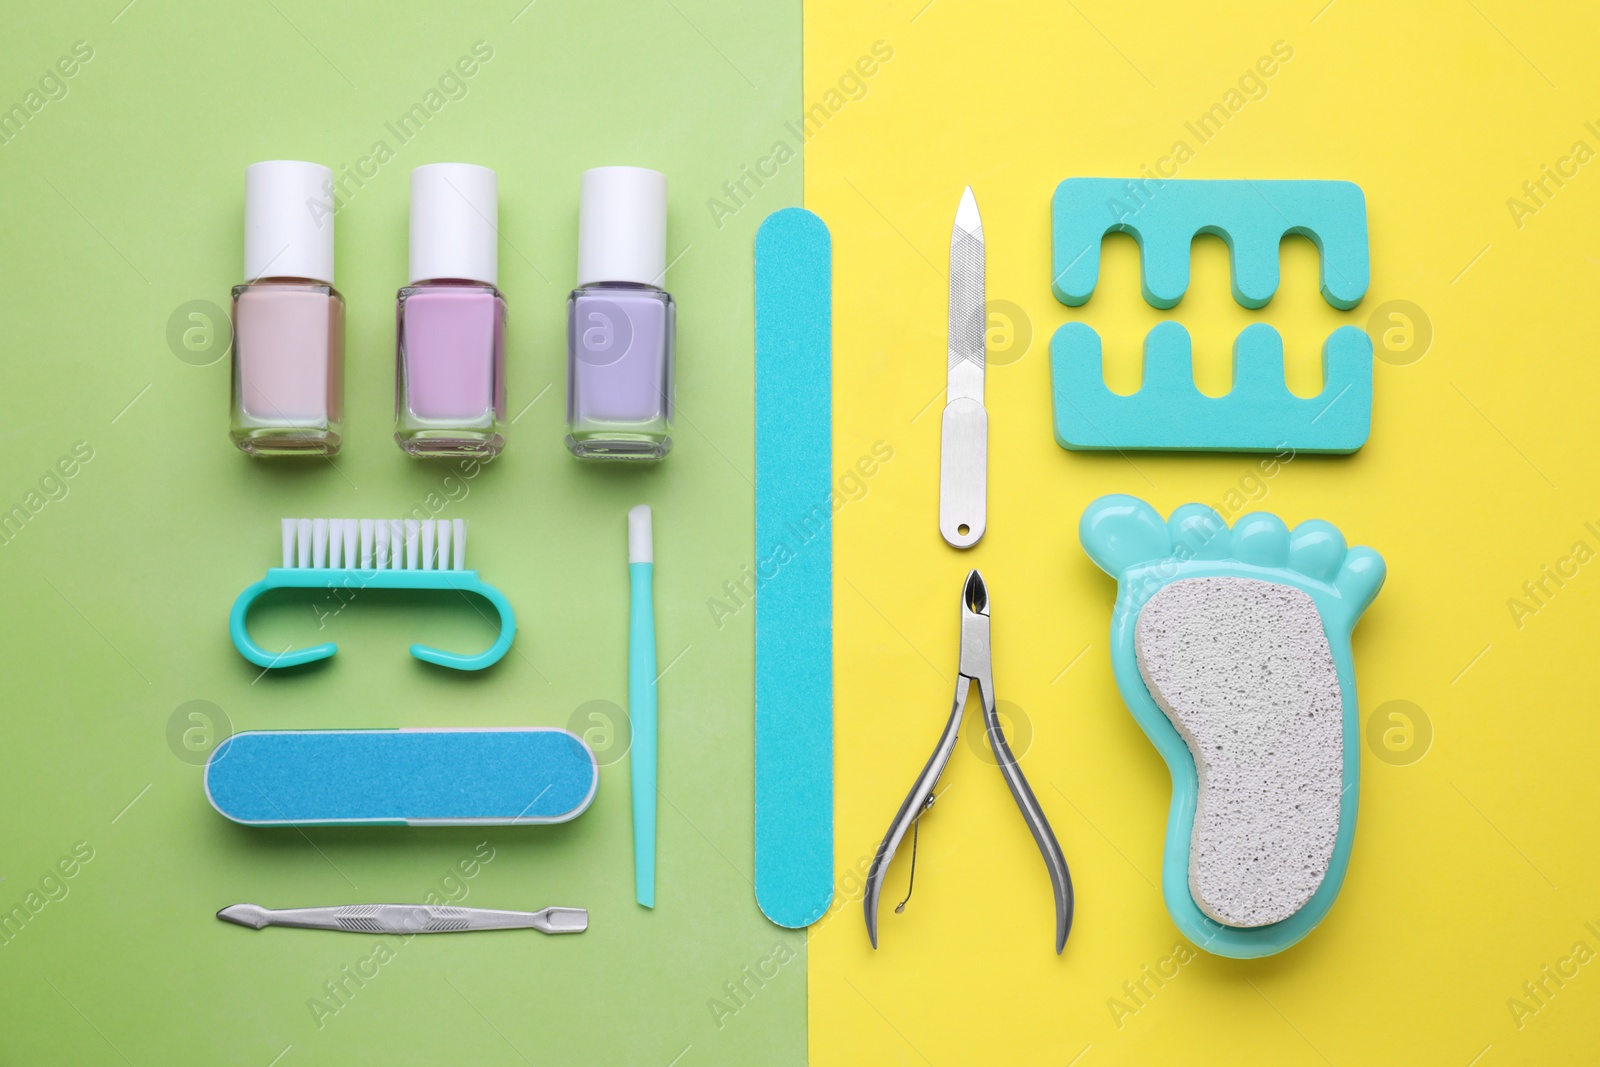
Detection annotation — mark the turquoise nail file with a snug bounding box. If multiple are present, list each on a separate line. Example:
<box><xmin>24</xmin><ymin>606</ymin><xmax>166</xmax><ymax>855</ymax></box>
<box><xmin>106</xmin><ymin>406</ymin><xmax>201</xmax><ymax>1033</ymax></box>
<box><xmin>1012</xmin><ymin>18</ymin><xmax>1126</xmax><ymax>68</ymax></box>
<box><xmin>753</xmin><ymin>208</ymin><xmax>834</xmax><ymax>928</ymax></box>
<box><xmin>205</xmin><ymin>728</ymin><xmax>598</xmax><ymax>826</ymax></box>
<box><xmin>1051</xmin><ymin>321</ymin><xmax>1374</xmax><ymax>453</ymax></box>
<box><xmin>1051</xmin><ymin>178</ymin><xmax>1370</xmax><ymax>309</ymax></box>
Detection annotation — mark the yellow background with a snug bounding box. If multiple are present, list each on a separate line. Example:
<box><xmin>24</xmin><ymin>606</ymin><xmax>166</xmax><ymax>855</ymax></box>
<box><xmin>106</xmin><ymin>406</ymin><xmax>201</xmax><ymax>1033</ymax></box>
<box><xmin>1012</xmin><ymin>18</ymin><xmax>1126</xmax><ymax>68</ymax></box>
<box><xmin>806</xmin><ymin>1</ymin><xmax>1600</xmax><ymax>1063</ymax></box>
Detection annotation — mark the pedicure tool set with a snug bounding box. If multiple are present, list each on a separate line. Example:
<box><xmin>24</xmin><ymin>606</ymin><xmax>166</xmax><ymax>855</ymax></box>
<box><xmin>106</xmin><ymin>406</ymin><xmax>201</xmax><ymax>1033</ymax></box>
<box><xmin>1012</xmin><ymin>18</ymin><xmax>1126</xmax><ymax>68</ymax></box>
<box><xmin>212</xmin><ymin>153</ymin><xmax>1386</xmax><ymax>968</ymax></box>
<box><xmin>215</xmin><ymin>162</ymin><xmax>681</xmax><ymax>938</ymax></box>
<box><xmin>857</xmin><ymin>176</ymin><xmax>1382</xmax><ymax>960</ymax></box>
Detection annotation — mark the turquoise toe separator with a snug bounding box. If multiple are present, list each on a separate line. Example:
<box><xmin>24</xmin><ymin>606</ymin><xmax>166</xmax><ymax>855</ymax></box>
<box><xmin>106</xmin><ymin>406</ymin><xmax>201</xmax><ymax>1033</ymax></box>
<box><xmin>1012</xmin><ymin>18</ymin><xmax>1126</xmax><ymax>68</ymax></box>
<box><xmin>229</xmin><ymin>568</ymin><xmax>516</xmax><ymax>671</ymax></box>
<box><xmin>1050</xmin><ymin>321</ymin><xmax>1373</xmax><ymax>453</ymax></box>
<box><xmin>1049</xmin><ymin>178</ymin><xmax>1372</xmax><ymax>455</ymax></box>
<box><xmin>1051</xmin><ymin>178</ymin><xmax>1370</xmax><ymax>310</ymax></box>
<box><xmin>1079</xmin><ymin>494</ymin><xmax>1385</xmax><ymax>958</ymax></box>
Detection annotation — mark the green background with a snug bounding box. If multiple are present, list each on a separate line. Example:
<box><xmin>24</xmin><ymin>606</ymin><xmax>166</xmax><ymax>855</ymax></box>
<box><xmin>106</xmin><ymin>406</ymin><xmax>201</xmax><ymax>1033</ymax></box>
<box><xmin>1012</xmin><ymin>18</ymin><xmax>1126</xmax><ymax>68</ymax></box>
<box><xmin>0</xmin><ymin>2</ymin><xmax>803</xmax><ymax>1063</ymax></box>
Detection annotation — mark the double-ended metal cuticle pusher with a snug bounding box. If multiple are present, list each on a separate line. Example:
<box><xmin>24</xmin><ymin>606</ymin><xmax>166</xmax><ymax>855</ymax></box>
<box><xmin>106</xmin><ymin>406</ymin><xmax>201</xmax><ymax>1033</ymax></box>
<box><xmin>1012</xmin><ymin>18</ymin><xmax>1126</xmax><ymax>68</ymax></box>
<box><xmin>217</xmin><ymin>903</ymin><xmax>588</xmax><ymax>935</ymax></box>
<box><xmin>864</xmin><ymin>571</ymin><xmax>1074</xmax><ymax>953</ymax></box>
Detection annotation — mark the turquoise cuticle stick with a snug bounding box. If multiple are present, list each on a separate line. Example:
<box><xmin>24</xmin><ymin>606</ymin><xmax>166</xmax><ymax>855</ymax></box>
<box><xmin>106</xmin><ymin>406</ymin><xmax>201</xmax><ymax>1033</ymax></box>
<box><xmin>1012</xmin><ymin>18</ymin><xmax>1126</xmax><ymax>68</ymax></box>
<box><xmin>628</xmin><ymin>504</ymin><xmax>658</xmax><ymax>908</ymax></box>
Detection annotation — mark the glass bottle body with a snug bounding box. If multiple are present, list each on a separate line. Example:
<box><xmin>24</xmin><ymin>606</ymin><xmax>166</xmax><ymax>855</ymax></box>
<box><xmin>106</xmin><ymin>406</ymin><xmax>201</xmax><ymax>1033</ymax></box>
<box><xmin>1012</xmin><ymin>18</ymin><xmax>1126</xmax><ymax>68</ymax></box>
<box><xmin>395</xmin><ymin>279</ymin><xmax>506</xmax><ymax>458</ymax></box>
<box><xmin>230</xmin><ymin>278</ymin><xmax>344</xmax><ymax>456</ymax></box>
<box><xmin>565</xmin><ymin>282</ymin><xmax>674</xmax><ymax>460</ymax></box>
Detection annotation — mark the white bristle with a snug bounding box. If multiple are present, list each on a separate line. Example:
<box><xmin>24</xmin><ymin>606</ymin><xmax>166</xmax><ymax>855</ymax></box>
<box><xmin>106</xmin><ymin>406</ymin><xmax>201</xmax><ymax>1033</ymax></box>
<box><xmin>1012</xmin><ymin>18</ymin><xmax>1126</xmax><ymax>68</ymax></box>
<box><xmin>279</xmin><ymin>517</ymin><xmax>480</xmax><ymax>573</ymax></box>
<box><xmin>436</xmin><ymin>520</ymin><xmax>452</xmax><ymax>571</ymax></box>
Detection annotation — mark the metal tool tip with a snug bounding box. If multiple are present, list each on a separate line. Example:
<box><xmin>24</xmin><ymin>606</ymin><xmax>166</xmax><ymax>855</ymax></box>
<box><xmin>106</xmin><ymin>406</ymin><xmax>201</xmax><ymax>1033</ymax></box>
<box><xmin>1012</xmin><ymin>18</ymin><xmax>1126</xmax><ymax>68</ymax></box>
<box><xmin>963</xmin><ymin>570</ymin><xmax>987</xmax><ymax>613</ymax></box>
<box><xmin>217</xmin><ymin>903</ymin><xmax>269</xmax><ymax>929</ymax></box>
<box><xmin>538</xmin><ymin>907</ymin><xmax>590</xmax><ymax>934</ymax></box>
<box><xmin>955</xmin><ymin>186</ymin><xmax>981</xmax><ymax>233</ymax></box>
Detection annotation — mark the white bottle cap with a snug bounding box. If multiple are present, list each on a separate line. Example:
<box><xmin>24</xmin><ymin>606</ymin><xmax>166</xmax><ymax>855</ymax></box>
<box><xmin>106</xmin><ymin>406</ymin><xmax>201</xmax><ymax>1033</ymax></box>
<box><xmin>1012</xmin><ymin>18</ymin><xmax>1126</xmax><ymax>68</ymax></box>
<box><xmin>244</xmin><ymin>160</ymin><xmax>335</xmax><ymax>284</ymax></box>
<box><xmin>577</xmin><ymin>166</ymin><xmax>667</xmax><ymax>287</ymax></box>
<box><xmin>410</xmin><ymin>163</ymin><xmax>499</xmax><ymax>286</ymax></box>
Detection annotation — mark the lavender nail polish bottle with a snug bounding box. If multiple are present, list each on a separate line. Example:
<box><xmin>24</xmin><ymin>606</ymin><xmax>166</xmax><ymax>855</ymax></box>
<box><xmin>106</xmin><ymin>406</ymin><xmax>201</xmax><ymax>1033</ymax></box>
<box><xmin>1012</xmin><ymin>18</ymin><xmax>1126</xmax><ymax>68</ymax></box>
<box><xmin>565</xmin><ymin>166</ymin><xmax>674</xmax><ymax>460</ymax></box>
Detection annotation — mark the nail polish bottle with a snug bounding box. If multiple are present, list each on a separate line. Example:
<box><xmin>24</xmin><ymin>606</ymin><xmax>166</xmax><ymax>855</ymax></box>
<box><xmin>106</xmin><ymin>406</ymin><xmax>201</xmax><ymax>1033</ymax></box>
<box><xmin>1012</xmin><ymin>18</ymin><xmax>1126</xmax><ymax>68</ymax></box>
<box><xmin>566</xmin><ymin>166</ymin><xmax>675</xmax><ymax>460</ymax></box>
<box><xmin>395</xmin><ymin>163</ymin><xmax>506</xmax><ymax>458</ymax></box>
<box><xmin>230</xmin><ymin>160</ymin><xmax>345</xmax><ymax>456</ymax></box>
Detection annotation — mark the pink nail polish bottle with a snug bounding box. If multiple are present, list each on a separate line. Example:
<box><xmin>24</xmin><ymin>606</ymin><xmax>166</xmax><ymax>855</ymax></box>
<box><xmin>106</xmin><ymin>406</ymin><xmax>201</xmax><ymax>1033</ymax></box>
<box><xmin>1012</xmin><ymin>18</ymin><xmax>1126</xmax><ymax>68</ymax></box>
<box><xmin>395</xmin><ymin>163</ymin><xmax>506</xmax><ymax>458</ymax></box>
<box><xmin>230</xmin><ymin>161</ymin><xmax>345</xmax><ymax>456</ymax></box>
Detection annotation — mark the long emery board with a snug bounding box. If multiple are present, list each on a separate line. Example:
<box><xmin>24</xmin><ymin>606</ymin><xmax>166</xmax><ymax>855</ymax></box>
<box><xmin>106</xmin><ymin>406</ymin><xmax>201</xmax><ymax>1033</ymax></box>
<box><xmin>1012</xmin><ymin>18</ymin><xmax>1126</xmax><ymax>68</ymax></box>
<box><xmin>753</xmin><ymin>209</ymin><xmax>834</xmax><ymax>927</ymax></box>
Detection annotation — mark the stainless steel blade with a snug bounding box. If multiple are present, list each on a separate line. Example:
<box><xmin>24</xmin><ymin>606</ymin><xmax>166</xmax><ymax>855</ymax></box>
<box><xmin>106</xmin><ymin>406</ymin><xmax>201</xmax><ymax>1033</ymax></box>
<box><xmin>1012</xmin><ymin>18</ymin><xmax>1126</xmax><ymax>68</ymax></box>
<box><xmin>940</xmin><ymin>186</ymin><xmax>986</xmax><ymax>549</ymax></box>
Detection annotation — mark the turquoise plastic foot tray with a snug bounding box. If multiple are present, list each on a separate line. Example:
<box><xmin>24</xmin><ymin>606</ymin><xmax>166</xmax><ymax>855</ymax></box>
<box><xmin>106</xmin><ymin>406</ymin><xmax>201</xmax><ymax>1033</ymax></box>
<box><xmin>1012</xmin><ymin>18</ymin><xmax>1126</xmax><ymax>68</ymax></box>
<box><xmin>1080</xmin><ymin>495</ymin><xmax>1386</xmax><ymax>957</ymax></box>
<box><xmin>1051</xmin><ymin>321</ymin><xmax>1372</xmax><ymax>453</ymax></box>
<box><xmin>1052</xmin><ymin>178</ymin><xmax>1369</xmax><ymax>309</ymax></box>
<box><xmin>205</xmin><ymin>728</ymin><xmax>598</xmax><ymax>826</ymax></box>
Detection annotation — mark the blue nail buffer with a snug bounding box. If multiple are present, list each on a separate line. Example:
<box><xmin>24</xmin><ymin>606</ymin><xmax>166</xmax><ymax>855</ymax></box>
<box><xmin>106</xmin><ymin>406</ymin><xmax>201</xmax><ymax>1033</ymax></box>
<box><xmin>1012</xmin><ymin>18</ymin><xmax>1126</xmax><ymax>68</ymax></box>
<box><xmin>205</xmin><ymin>728</ymin><xmax>598</xmax><ymax>826</ymax></box>
<box><xmin>1051</xmin><ymin>178</ymin><xmax>1370</xmax><ymax>310</ymax></box>
<box><xmin>753</xmin><ymin>209</ymin><xmax>833</xmax><ymax>927</ymax></box>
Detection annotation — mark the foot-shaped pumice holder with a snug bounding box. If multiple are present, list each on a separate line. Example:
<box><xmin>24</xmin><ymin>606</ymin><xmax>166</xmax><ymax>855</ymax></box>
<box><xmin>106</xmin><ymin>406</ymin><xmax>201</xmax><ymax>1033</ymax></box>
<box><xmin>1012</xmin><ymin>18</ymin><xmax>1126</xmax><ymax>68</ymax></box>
<box><xmin>1080</xmin><ymin>495</ymin><xmax>1384</xmax><ymax>958</ymax></box>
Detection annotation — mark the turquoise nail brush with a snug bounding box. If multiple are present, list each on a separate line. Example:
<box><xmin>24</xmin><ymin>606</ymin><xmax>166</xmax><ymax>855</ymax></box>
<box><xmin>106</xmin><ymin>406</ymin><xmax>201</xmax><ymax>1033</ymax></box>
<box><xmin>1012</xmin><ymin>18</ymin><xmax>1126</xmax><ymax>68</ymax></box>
<box><xmin>628</xmin><ymin>505</ymin><xmax>658</xmax><ymax>908</ymax></box>
<box><xmin>230</xmin><ymin>517</ymin><xmax>515</xmax><ymax>671</ymax></box>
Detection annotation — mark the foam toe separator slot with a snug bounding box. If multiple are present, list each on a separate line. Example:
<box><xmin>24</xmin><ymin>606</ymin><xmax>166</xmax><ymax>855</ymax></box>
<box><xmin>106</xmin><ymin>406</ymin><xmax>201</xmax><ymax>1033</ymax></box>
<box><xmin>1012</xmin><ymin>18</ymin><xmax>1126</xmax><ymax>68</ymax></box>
<box><xmin>205</xmin><ymin>728</ymin><xmax>599</xmax><ymax>826</ymax></box>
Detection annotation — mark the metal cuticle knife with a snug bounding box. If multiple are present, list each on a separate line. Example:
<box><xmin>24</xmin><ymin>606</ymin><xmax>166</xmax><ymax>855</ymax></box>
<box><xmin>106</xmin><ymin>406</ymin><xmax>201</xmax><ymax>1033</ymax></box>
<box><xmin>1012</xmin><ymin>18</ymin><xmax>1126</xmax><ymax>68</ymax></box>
<box><xmin>939</xmin><ymin>186</ymin><xmax>987</xmax><ymax>550</ymax></box>
<box><xmin>217</xmin><ymin>903</ymin><xmax>588</xmax><ymax>935</ymax></box>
